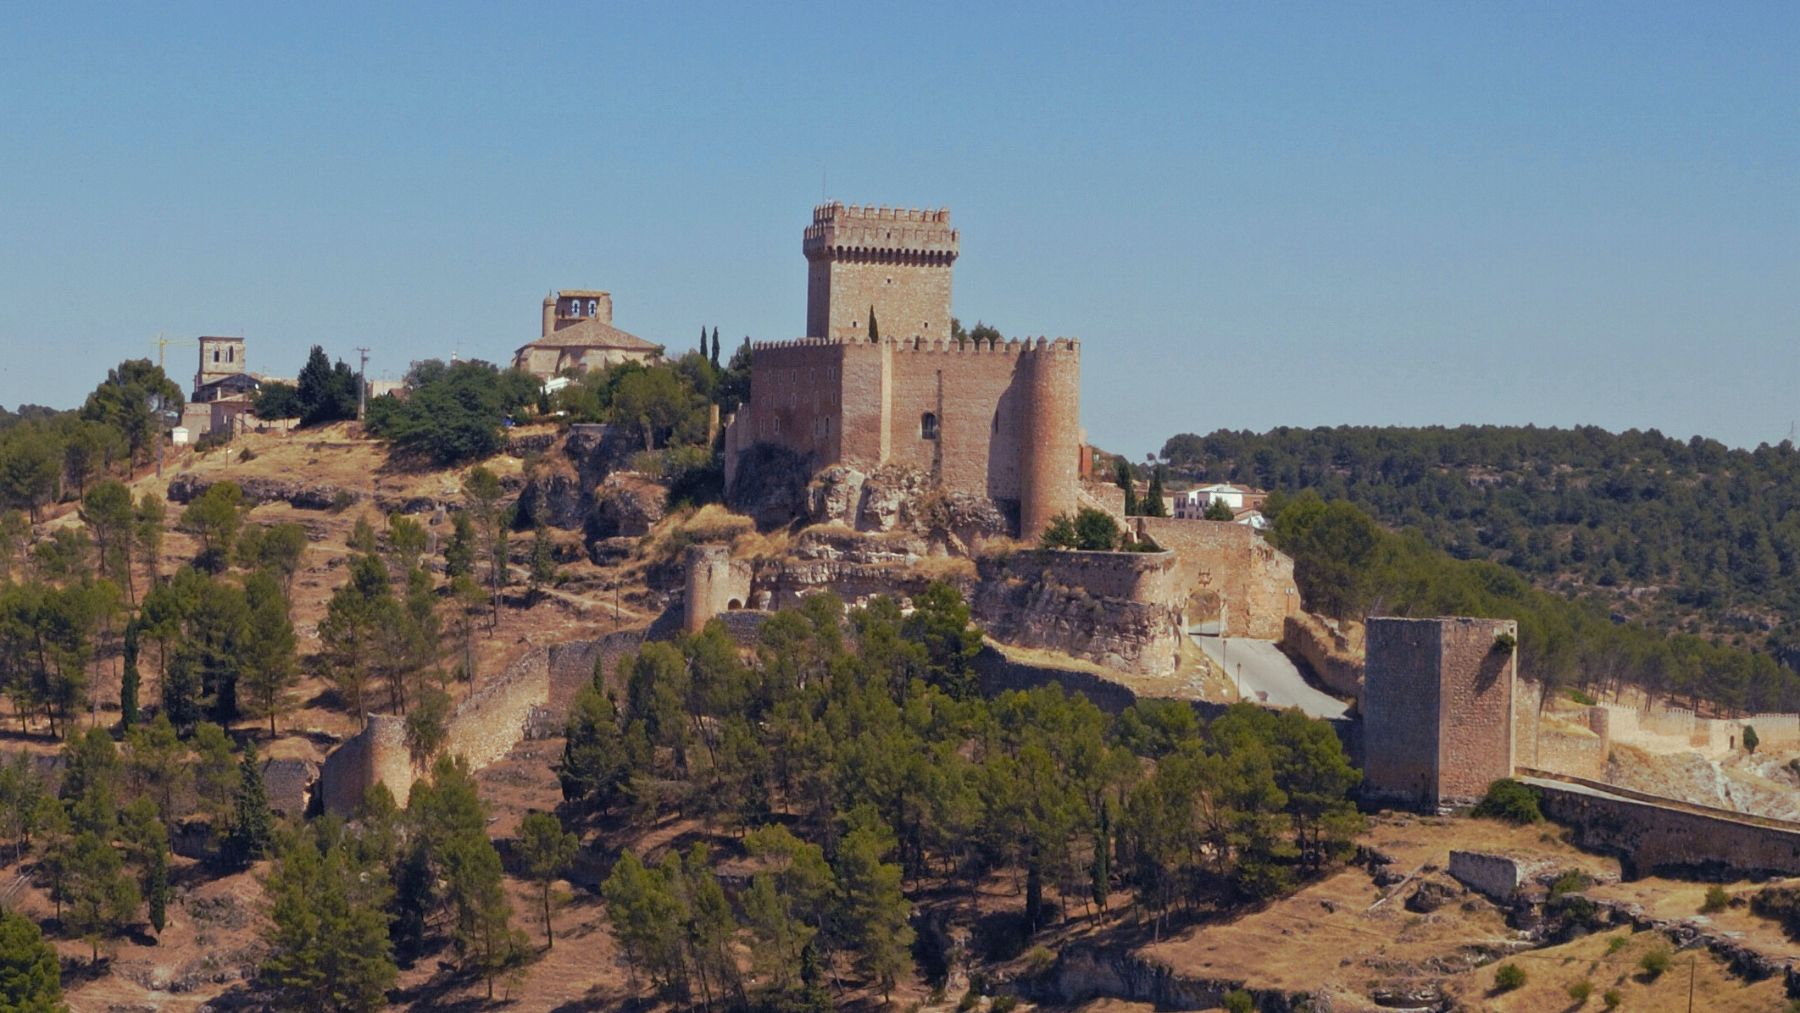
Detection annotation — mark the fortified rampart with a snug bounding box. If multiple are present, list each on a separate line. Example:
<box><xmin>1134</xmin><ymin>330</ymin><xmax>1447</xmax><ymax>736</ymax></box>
<box><xmin>1362</xmin><ymin>616</ymin><xmax>1518</xmax><ymax>810</ymax></box>
<box><xmin>1133</xmin><ymin>517</ymin><xmax>1300</xmax><ymax>639</ymax></box>
<box><xmin>1523</xmin><ymin>770</ymin><xmax>1800</xmax><ymax>879</ymax></box>
<box><xmin>726</xmin><ymin>335</ymin><xmax>1080</xmax><ymax>538</ymax></box>
<box><xmin>683</xmin><ymin>543</ymin><xmax>753</xmax><ymax>633</ymax></box>
<box><xmin>319</xmin><ymin>715</ymin><xmax>413</xmax><ymax>816</ymax></box>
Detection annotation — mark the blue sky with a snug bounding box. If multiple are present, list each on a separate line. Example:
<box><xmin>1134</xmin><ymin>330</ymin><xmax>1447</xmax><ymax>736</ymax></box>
<box><xmin>1</xmin><ymin>3</ymin><xmax>1794</xmax><ymax>456</ymax></box>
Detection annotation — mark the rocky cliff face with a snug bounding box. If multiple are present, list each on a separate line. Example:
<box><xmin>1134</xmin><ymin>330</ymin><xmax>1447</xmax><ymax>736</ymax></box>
<box><xmin>808</xmin><ymin>464</ymin><xmax>1010</xmax><ymax>550</ymax></box>
<box><xmin>970</xmin><ymin>555</ymin><xmax>1183</xmax><ymax>676</ymax></box>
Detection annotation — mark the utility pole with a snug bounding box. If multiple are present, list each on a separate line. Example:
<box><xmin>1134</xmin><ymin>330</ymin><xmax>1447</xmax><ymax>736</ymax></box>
<box><xmin>354</xmin><ymin>347</ymin><xmax>370</xmax><ymax>420</ymax></box>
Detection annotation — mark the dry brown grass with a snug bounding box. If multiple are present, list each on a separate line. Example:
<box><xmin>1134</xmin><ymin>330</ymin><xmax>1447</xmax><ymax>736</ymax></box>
<box><xmin>1439</xmin><ymin>927</ymin><xmax>1789</xmax><ymax>1011</ymax></box>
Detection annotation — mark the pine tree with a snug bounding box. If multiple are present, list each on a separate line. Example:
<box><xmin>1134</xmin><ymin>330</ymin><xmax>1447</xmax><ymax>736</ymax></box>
<box><xmin>444</xmin><ymin>511</ymin><xmax>475</xmax><ymax>579</ymax></box>
<box><xmin>528</xmin><ymin>522</ymin><xmax>557</xmax><ymax>604</ymax></box>
<box><xmin>63</xmin><ymin>830</ymin><xmax>140</xmax><ymax>963</ymax></box>
<box><xmin>240</xmin><ymin>571</ymin><xmax>298</xmax><ymax>736</ymax></box>
<box><xmin>262</xmin><ymin>829</ymin><xmax>397</xmax><ymax>1012</ymax></box>
<box><xmin>225</xmin><ymin>744</ymin><xmax>273</xmax><ymax>869</ymax></box>
<box><xmin>517</xmin><ymin>811</ymin><xmax>578</xmax><ymax>949</ymax></box>
<box><xmin>119</xmin><ymin>620</ymin><xmax>140</xmax><ymax>731</ymax></box>
<box><xmin>836</xmin><ymin>825</ymin><xmax>913</xmax><ymax>999</ymax></box>
<box><xmin>0</xmin><ymin>908</ymin><xmax>64</xmax><ymax>1012</ymax></box>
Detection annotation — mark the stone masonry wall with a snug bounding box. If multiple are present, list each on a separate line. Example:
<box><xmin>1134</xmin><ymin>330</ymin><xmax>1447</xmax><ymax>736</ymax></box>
<box><xmin>1362</xmin><ymin>616</ymin><xmax>1517</xmax><ymax>809</ymax></box>
<box><xmin>1532</xmin><ymin>775</ymin><xmax>1800</xmax><ymax>879</ymax></box>
<box><xmin>972</xmin><ymin>551</ymin><xmax>1185</xmax><ymax>675</ymax></box>
<box><xmin>804</xmin><ymin>203</ymin><xmax>957</xmax><ymax>342</ymax></box>
<box><xmin>1362</xmin><ymin>619</ymin><xmax>1443</xmax><ymax>805</ymax></box>
<box><xmin>1448</xmin><ymin>850</ymin><xmax>1552</xmax><ymax>902</ymax></box>
<box><xmin>1134</xmin><ymin>518</ymin><xmax>1299</xmax><ymax>639</ymax></box>
<box><xmin>1434</xmin><ymin>617</ymin><xmax>1518</xmax><ymax>805</ymax></box>
<box><xmin>442</xmin><ymin>648</ymin><xmax>551</xmax><ymax>773</ymax></box>
<box><xmin>319</xmin><ymin>715</ymin><xmax>413</xmax><ymax>817</ymax></box>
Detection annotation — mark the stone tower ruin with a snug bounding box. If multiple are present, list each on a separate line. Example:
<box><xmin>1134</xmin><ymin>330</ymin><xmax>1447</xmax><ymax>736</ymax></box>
<box><xmin>1362</xmin><ymin>616</ymin><xmax>1519</xmax><ymax>811</ymax></box>
<box><xmin>804</xmin><ymin>203</ymin><xmax>958</xmax><ymax>342</ymax></box>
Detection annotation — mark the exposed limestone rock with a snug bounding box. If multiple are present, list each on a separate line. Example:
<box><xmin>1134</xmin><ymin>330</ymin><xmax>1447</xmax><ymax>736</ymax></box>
<box><xmin>515</xmin><ymin>469</ymin><xmax>588</xmax><ymax>529</ymax></box>
<box><xmin>969</xmin><ymin>554</ymin><xmax>1182</xmax><ymax>675</ymax></box>
<box><xmin>167</xmin><ymin>473</ymin><xmax>357</xmax><ymax>510</ymax></box>
<box><xmin>808</xmin><ymin>464</ymin><xmax>1010</xmax><ymax>546</ymax></box>
<box><xmin>589</xmin><ymin>472</ymin><xmax>666</xmax><ymax>539</ymax></box>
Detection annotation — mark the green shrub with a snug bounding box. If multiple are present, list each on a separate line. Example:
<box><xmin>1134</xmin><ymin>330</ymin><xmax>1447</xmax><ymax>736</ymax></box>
<box><xmin>1565</xmin><ymin>687</ymin><xmax>1597</xmax><ymax>706</ymax></box>
<box><xmin>1744</xmin><ymin>724</ymin><xmax>1760</xmax><ymax>754</ymax></box>
<box><xmin>1493</xmin><ymin>962</ymin><xmax>1526</xmax><ymax>991</ymax></box>
<box><xmin>1223</xmin><ymin>990</ymin><xmax>1255</xmax><ymax>1013</ymax></box>
<box><xmin>1567</xmin><ymin>979</ymin><xmax>1593</xmax><ymax>1003</ymax></box>
<box><xmin>1752</xmin><ymin>885</ymin><xmax>1800</xmax><ymax>940</ymax></box>
<box><xmin>1606</xmin><ymin>935</ymin><xmax>1629</xmax><ymax>954</ymax></box>
<box><xmin>1549</xmin><ymin>869</ymin><xmax>1591</xmax><ymax>898</ymax></box>
<box><xmin>1702</xmin><ymin>884</ymin><xmax>1730</xmax><ymax>913</ymax></box>
<box><xmin>1473</xmin><ymin>778</ymin><xmax>1543</xmax><ymax>824</ymax></box>
<box><xmin>1492</xmin><ymin>630</ymin><xmax>1517</xmax><ymax>654</ymax></box>
<box><xmin>1024</xmin><ymin>944</ymin><xmax>1056</xmax><ymax>976</ymax></box>
<box><xmin>1602</xmin><ymin>988</ymin><xmax>1622</xmax><ymax>1009</ymax></box>
<box><xmin>1639</xmin><ymin>945</ymin><xmax>1671</xmax><ymax>977</ymax></box>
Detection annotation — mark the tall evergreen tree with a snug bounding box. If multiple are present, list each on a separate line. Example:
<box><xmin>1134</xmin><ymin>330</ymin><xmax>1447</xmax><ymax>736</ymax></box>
<box><xmin>867</xmin><ymin>306</ymin><xmax>879</xmax><ymax>342</ymax></box>
<box><xmin>119</xmin><ymin>620</ymin><xmax>140</xmax><ymax>731</ymax></box>
<box><xmin>225</xmin><ymin>744</ymin><xmax>273</xmax><ymax>868</ymax></box>
<box><xmin>0</xmin><ymin>908</ymin><xmax>64</xmax><ymax>1012</ymax></box>
<box><xmin>1116</xmin><ymin>457</ymin><xmax>1138</xmax><ymax>516</ymax></box>
<box><xmin>517</xmin><ymin>811</ymin><xmax>577</xmax><ymax>949</ymax></box>
<box><xmin>1145</xmin><ymin>467</ymin><xmax>1169</xmax><ymax>517</ymax></box>
<box><xmin>710</xmin><ymin>326</ymin><xmax>721</xmax><ymax>368</ymax></box>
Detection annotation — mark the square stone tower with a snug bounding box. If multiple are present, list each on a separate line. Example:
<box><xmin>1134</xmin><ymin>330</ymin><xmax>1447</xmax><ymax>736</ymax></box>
<box><xmin>1363</xmin><ymin>616</ymin><xmax>1518</xmax><ymax>810</ymax></box>
<box><xmin>804</xmin><ymin>203</ymin><xmax>958</xmax><ymax>340</ymax></box>
<box><xmin>196</xmin><ymin>336</ymin><xmax>246</xmax><ymax>390</ymax></box>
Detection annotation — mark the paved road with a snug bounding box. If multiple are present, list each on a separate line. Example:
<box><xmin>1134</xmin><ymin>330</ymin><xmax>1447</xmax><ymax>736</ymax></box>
<box><xmin>1192</xmin><ymin>635</ymin><xmax>1350</xmax><ymax>720</ymax></box>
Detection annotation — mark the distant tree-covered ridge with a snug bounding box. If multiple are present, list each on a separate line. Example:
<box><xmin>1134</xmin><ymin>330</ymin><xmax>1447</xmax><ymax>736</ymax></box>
<box><xmin>1160</xmin><ymin>425</ymin><xmax>1800</xmax><ymax>666</ymax></box>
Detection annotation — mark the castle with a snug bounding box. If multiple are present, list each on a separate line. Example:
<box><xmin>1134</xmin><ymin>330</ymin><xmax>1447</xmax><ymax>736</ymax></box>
<box><xmin>724</xmin><ymin>203</ymin><xmax>1082</xmax><ymax>538</ymax></box>
<box><xmin>512</xmin><ymin>289</ymin><xmax>662</xmax><ymax>379</ymax></box>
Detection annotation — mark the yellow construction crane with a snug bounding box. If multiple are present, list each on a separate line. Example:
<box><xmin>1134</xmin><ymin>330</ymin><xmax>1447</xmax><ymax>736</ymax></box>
<box><xmin>151</xmin><ymin>332</ymin><xmax>196</xmax><ymax>373</ymax></box>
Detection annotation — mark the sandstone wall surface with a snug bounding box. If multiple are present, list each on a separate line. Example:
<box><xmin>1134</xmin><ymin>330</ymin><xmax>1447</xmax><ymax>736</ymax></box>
<box><xmin>1134</xmin><ymin>518</ymin><xmax>1298</xmax><ymax>639</ymax></box>
<box><xmin>1433</xmin><ymin>617</ymin><xmax>1517</xmax><ymax>804</ymax></box>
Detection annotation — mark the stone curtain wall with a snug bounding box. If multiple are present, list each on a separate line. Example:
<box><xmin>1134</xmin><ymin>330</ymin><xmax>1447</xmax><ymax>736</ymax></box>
<box><xmin>731</xmin><ymin>335</ymin><xmax>1082</xmax><ymax>539</ymax></box>
<box><xmin>1530</xmin><ymin>774</ymin><xmax>1800</xmax><ymax>879</ymax></box>
<box><xmin>1598</xmin><ymin>703</ymin><xmax>1800</xmax><ymax>757</ymax></box>
<box><xmin>1136</xmin><ymin>518</ymin><xmax>1300</xmax><ymax>639</ymax></box>
<box><xmin>441</xmin><ymin>649</ymin><xmax>552</xmax><ymax>773</ymax></box>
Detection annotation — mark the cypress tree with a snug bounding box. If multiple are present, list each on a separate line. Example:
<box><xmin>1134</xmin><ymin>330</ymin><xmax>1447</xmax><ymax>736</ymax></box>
<box><xmin>120</xmin><ymin>620</ymin><xmax>140</xmax><ymax>731</ymax></box>
<box><xmin>225</xmin><ymin>744</ymin><xmax>273</xmax><ymax>869</ymax></box>
<box><xmin>700</xmin><ymin>326</ymin><xmax>707</xmax><ymax>354</ymax></box>
<box><xmin>710</xmin><ymin>326</ymin><xmax>721</xmax><ymax>368</ymax></box>
<box><xmin>144</xmin><ymin>843</ymin><xmax>169</xmax><ymax>935</ymax></box>
<box><xmin>867</xmin><ymin>306</ymin><xmax>879</xmax><ymax>342</ymax></box>
<box><xmin>1146</xmin><ymin>467</ymin><xmax>1169</xmax><ymax>517</ymax></box>
<box><xmin>1116</xmin><ymin>458</ymin><xmax>1138</xmax><ymax>516</ymax></box>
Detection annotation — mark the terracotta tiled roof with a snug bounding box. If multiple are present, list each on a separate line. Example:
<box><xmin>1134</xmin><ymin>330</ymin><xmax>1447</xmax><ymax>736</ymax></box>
<box><xmin>517</xmin><ymin>316</ymin><xmax>661</xmax><ymax>354</ymax></box>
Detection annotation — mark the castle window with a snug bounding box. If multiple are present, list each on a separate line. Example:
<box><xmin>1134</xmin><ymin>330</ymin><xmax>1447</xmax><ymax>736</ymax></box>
<box><xmin>587</xmin><ymin>299</ymin><xmax>598</xmax><ymax>316</ymax></box>
<box><xmin>226</xmin><ymin>346</ymin><xmax>234</xmax><ymax>363</ymax></box>
<box><xmin>568</xmin><ymin>301</ymin><xmax>581</xmax><ymax>317</ymax></box>
<box><xmin>920</xmin><ymin>412</ymin><xmax>939</xmax><ymax>440</ymax></box>
<box><xmin>212</xmin><ymin>349</ymin><xmax>220</xmax><ymax>363</ymax></box>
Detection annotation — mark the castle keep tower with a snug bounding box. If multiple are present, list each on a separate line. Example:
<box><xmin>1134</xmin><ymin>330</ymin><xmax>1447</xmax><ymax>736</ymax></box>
<box><xmin>1362</xmin><ymin>616</ymin><xmax>1519</xmax><ymax>811</ymax></box>
<box><xmin>804</xmin><ymin>203</ymin><xmax>958</xmax><ymax>340</ymax></box>
<box><xmin>195</xmin><ymin>335</ymin><xmax>246</xmax><ymax>390</ymax></box>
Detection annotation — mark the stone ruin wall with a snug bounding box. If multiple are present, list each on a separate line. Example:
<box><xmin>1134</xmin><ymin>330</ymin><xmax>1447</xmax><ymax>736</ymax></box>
<box><xmin>1597</xmin><ymin>702</ymin><xmax>1800</xmax><ymax>757</ymax></box>
<box><xmin>319</xmin><ymin>714</ymin><xmax>413</xmax><ymax>817</ymax></box>
<box><xmin>1134</xmin><ymin>518</ymin><xmax>1299</xmax><ymax>639</ymax></box>
<box><xmin>1447</xmin><ymin>850</ymin><xmax>1553</xmax><ymax>902</ymax></box>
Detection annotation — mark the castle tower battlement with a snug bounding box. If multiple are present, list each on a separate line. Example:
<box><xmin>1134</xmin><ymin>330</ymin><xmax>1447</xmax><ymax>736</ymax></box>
<box><xmin>805</xmin><ymin>202</ymin><xmax>958</xmax><ymax>341</ymax></box>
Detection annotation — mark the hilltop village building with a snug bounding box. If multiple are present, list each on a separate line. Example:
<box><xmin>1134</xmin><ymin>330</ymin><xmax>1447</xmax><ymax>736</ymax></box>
<box><xmin>512</xmin><ymin>289</ymin><xmax>662</xmax><ymax>379</ymax></box>
<box><xmin>723</xmin><ymin>203</ymin><xmax>1081</xmax><ymax>539</ymax></box>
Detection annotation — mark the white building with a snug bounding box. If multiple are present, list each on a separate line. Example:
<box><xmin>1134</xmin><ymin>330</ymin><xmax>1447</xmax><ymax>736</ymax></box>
<box><xmin>1173</xmin><ymin>483</ymin><xmax>1248</xmax><ymax>519</ymax></box>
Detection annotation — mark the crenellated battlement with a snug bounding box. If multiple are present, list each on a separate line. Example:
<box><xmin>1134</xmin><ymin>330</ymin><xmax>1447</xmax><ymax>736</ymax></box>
<box><xmin>751</xmin><ymin>335</ymin><xmax>1080</xmax><ymax>357</ymax></box>
<box><xmin>804</xmin><ymin>201</ymin><xmax>959</xmax><ymax>263</ymax></box>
